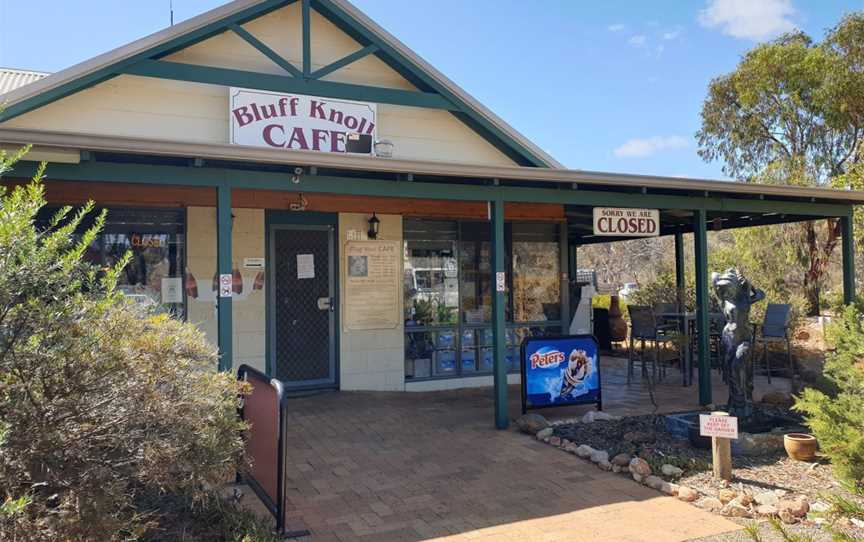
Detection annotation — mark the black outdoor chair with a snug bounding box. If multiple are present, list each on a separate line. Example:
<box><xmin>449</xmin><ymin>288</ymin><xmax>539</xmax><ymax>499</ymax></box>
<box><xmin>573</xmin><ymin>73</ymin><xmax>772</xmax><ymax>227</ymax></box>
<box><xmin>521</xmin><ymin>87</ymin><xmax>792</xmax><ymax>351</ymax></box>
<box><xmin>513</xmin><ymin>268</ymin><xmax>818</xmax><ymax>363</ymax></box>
<box><xmin>654</xmin><ymin>302</ymin><xmax>679</xmax><ymax>328</ymax></box>
<box><xmin>628</xmin><ymin>305</ymin><xmax>680</xmax><ymax>384</ymax></box>
<box><xmin>709</xmin><ymin>313</ymin><xmax>725</xmax><ymax>378</ymax></box>
<box><xmin>752</xmin><ymin>303</ymin><xmax>793</xmax><ymax>382</ymax></box>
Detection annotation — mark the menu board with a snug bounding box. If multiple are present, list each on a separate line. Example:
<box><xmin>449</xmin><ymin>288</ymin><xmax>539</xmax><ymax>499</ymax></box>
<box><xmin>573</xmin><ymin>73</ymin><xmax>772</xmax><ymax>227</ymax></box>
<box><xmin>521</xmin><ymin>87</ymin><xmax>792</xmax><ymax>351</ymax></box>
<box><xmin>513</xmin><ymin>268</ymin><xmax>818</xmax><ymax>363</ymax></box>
<box><xmin>344</xmin><ymin>240</ymin><xmax>400</xmax><ymax>330</ymax></box>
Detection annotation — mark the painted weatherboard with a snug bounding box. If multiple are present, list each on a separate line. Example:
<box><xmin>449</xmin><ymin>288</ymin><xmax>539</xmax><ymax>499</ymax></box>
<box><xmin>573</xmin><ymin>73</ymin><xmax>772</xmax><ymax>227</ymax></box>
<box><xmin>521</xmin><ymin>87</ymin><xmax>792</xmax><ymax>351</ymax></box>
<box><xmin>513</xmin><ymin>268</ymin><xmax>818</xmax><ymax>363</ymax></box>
<box><xmin>187</xmin><ymin>206</ymin><xmax>267</xmax><ymax>374</ymax></box>
<box><xmin>186</xmin><ymin>206</ymin><xmax>405</xmax><ymax>391</ymax></box>
<box><xmin>338</xmin><ymin>213</ymin><xmax>405</xmax><ymax>391</ymax></box>
<box><xmin>1</xmin><ymin>2</ymin><xmax>517</xmax><ymax>166</ymax></box>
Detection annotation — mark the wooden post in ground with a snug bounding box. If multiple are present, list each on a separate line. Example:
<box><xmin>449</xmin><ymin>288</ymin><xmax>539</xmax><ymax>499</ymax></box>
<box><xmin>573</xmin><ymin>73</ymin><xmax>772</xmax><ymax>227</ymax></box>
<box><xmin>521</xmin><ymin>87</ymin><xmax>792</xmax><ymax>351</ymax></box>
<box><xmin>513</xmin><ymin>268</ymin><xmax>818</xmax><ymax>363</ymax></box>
<box><xmin>711</xmin><ymin>411</ymin><xmax>732</xmax><ymax>481</ymax></box>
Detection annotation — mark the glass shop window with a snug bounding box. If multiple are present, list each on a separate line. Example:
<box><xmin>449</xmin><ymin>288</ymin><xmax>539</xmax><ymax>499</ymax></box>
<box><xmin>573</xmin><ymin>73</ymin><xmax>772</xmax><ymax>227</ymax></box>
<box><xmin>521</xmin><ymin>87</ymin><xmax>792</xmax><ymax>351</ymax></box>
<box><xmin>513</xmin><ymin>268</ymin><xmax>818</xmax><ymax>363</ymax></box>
<box><xmin>458</xmin><ymin>221</ymin><xmax>510</xmax><ymax>324</ymax></box>
<box><xmin>403</xmin><ymin>219</ymin><xmax>563</xmax><ymax>381</ymax></box>
<box><xmin>403</xmin><ymin>220</ymin><xmax>459</xmax><ymax>327</ymax></box>
<box><xmin>39</xmin><ymin>207</ymin><xmax>187</xmax><ymax>318</ymax></box>
<box><xmin>512</xmin><ymin>223</ymin><xmax>561</xmax><ymax>323</ymax></box>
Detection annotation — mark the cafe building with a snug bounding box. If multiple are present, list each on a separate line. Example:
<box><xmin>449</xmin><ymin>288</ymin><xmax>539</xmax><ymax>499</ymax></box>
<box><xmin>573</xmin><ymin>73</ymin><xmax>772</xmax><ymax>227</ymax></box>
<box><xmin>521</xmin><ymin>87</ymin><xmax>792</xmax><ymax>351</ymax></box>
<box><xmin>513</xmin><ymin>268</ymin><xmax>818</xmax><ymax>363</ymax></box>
<box><xmin>1</xmin><ymin>0</ymin><xmax>861</xmax><ymax>429</ymax></box>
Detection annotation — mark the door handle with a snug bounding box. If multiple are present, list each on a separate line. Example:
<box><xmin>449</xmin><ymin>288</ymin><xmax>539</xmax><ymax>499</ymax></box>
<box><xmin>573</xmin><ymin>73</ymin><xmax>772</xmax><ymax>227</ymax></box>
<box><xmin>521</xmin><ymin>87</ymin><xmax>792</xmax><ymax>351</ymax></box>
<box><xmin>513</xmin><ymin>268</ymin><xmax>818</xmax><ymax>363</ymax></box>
<box><xmin>317</xmin><ymin>297</ymin><xmax>333</xmax><ymax>311</ymax></box>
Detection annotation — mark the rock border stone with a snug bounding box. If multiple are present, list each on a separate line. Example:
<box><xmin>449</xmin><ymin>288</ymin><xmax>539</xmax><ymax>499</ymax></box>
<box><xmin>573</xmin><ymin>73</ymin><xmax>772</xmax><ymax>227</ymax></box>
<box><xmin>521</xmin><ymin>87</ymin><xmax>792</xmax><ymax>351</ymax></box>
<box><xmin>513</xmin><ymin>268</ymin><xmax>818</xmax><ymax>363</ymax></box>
<box><xmin>522</xmin><ymin>414</ymin><xmax>826</xmax><ymax>524</ymax></box>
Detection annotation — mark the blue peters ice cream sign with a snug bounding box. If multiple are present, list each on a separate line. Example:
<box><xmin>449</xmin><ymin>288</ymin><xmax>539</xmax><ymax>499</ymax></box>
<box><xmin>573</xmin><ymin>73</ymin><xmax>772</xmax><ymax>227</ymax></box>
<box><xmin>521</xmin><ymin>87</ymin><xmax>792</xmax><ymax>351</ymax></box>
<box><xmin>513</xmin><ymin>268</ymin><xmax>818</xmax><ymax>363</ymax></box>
<box><xmin>521</xmin><ymin>335</ymin><xmax>602</xmax><ymax>412</ymax></box>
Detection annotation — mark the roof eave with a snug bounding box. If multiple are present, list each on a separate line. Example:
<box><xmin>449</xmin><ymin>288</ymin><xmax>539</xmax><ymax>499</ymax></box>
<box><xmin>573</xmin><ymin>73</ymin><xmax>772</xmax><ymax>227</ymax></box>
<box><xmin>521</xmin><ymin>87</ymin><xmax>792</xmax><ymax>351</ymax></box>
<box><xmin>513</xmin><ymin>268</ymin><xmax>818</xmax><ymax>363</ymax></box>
<box><xmin>0</xmin><ymin>0</ymin><xmax>560</xmax><ymax>169</ymax></box>
<box><xmin>1</xmin><ymin>127</ymin><xmax>862</xmax><ymax>205</ymax></box>
<box><xmin>0</xmin><ymin>0</ymin><xmax>263</xmax><ymax>107</ymax></box>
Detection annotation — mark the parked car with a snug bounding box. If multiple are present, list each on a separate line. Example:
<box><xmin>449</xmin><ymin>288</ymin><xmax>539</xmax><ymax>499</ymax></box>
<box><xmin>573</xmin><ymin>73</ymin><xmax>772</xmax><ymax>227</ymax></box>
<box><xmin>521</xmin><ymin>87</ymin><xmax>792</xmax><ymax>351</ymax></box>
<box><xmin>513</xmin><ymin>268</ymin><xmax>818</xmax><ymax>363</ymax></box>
<box><xmin>618</xmin><ymin>282</ymin><xmax>639</xmax><ymax>302</ymax></box>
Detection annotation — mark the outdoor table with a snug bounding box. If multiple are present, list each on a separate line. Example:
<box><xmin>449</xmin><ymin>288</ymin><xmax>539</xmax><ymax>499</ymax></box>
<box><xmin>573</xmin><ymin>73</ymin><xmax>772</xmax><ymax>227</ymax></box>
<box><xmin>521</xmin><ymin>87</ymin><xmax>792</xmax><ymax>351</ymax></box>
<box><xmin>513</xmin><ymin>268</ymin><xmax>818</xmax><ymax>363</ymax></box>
<box><xmin>658</xmin><ymin>311</ymin><xmax>694</xmax><ymax>386</ymax></box>
<box><xmin>657</xmin><ymin>311</ymin><xmax>722</xmax><ymax>386</ymax></box>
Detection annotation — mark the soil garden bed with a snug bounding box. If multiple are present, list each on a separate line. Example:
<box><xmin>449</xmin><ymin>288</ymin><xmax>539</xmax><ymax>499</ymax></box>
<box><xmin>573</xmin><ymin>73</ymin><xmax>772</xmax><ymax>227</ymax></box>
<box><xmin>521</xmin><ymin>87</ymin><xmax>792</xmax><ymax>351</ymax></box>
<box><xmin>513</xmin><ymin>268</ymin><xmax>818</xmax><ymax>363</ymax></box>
<box><xmin>517</xmin><ymin>406</ymin><xmax>864</xmax><ymax>540</ymax></box>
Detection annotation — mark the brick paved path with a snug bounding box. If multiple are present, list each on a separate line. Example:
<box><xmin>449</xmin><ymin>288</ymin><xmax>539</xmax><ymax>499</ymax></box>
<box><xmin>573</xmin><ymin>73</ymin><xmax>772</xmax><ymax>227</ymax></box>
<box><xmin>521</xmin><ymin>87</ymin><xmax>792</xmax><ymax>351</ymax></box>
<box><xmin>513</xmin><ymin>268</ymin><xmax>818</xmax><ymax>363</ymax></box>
<box><xmin>243</xmin><ymin>358</ymin><xmax>752</xmax><ymax>541</ymax></box>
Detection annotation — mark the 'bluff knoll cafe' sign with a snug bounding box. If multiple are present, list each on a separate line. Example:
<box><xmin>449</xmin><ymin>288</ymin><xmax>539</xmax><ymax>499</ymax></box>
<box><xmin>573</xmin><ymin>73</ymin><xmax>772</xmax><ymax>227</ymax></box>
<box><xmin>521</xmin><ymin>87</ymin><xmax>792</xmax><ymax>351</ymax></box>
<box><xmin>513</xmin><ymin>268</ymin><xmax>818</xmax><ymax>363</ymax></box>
<box><xmin>593</xmin><ymin>207</ymin><xmax>660</xmax><ymax>237</ymax></box>
<box><xmin>229</xmin><ymin>88</ymin><xmax>377</xmax><ymax>154</ymax></box>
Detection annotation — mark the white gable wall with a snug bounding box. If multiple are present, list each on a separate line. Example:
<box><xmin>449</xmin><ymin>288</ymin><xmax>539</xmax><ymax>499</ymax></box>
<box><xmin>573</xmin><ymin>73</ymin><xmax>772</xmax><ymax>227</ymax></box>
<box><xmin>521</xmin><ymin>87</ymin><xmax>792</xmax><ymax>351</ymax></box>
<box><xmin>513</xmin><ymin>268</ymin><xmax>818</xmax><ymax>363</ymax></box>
<box><xmin>2</xmin><ymin>3</ymin><xmax>517</xmax><ymax>167</ymax></box>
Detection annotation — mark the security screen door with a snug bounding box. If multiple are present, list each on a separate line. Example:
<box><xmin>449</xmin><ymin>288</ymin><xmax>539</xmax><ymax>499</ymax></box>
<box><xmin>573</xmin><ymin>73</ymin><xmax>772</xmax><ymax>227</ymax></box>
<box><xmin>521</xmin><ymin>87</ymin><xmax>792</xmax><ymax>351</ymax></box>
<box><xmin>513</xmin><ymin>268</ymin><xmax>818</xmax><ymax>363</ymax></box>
<box><xmin>269</xmin><ymin>224</ymin><xmax>336</xmax><ymax>388</ymax></box>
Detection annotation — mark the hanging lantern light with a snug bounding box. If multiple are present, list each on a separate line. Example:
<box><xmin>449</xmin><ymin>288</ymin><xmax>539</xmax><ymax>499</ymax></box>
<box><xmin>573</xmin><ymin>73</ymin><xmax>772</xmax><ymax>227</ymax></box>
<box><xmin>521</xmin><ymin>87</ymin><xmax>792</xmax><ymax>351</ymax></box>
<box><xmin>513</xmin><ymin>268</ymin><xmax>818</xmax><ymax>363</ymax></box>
<box><xmin>367</xmin><ymin>212</ymin><xmax>380</xmax><ymax>240</ymax></box>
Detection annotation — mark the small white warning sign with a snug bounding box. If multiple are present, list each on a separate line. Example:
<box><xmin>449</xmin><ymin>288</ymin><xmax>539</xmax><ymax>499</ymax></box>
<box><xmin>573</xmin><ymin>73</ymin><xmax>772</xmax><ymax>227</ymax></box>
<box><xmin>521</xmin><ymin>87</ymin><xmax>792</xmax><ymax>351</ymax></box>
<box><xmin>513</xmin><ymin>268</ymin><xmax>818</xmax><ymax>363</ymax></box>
<box><xmin>699</xmin><ymin>414</ymin><xmax>738</xmax><ymax>439</ymax></box>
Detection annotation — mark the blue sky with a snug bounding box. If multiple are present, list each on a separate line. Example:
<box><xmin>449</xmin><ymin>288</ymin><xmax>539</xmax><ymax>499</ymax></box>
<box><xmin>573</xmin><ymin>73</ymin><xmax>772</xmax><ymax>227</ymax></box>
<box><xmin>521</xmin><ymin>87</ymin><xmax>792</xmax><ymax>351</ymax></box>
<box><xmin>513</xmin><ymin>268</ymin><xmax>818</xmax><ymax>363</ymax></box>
<box><xmin>0</xmin><ymin>0</ymin><xmax>861</xmax><ymax>179</ymax></box>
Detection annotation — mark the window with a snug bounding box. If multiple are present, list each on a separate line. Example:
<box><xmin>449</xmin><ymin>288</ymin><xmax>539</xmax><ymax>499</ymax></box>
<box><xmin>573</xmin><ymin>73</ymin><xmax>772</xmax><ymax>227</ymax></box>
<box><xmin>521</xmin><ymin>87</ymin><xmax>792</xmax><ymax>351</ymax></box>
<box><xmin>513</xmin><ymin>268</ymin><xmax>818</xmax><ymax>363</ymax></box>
<box><xmin>404</xmin><ymin>221</ymin><xmax>459</xmax><ymax>378</ymax></box>
<box><xmin>458</xmin><ymin>221</ymin><xmax>511</xmax><ymax>324</ymax></box>
<box><xmin>40</xmin><ymin>207</ymin><xmax>187</xmax><ymax>318</ymax></box>
<box><xmin>403</xmin><ymin>220</ymin><xmax>458</xmax><ymax>327</ymax></box>
<box><xmin>404</xmin><ymin>219</ymin><xmax>563</xmax><ymax>381</ymax></box>
<box><xmin>512</xmin><ymin>223</ymin><xmax>561</xmax><ymax>323</ymax></box>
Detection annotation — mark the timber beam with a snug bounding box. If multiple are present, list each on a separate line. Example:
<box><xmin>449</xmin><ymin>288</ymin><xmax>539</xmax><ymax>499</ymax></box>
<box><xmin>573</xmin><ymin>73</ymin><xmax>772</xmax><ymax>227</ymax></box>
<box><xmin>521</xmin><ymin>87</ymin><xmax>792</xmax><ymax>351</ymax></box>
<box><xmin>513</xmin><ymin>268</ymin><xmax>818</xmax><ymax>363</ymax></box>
<box><xmin>8</xmin><ymin>160</ymin><xmax>855</xmax><ymax>219</ymax></box>
<box><xmin>118</xmin><ymin>59</ymin><xmax>455</xmax><ymax>110</ymax></box>
<box><xmin>229</xmin><ymin>24</ymin><xmax>303</xmax><ymax>78</ymax></box>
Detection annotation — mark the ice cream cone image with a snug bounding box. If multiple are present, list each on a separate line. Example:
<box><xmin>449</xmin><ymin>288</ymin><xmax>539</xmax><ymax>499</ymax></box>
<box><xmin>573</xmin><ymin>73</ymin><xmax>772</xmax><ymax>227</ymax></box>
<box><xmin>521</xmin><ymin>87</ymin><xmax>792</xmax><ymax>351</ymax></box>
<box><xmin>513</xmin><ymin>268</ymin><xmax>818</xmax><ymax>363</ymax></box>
<box><xmin>232</xmin><ymin>267</ymin><xmax>243</xmax><ymax>295</ymax></box>
<box><xmin>184</xmin><ymin>268</ymin><xmax>198</xmax><ymax>299</ymax></box>
<box><xmin>560</xmin><ymin>349</ymin><xmax>589</xmax><ymax>397</ymax></box>
<box><xmin>253</xmin><ymin>270</ymin><xmax>265</xmax><ymax>291</ymax></box>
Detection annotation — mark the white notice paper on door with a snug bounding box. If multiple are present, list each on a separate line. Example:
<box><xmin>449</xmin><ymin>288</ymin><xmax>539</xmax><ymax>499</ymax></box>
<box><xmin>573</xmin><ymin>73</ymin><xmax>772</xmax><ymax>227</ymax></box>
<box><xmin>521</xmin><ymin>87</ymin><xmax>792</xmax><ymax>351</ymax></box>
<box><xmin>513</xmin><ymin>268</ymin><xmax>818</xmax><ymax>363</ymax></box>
<box><xmin>297</xmin><ymin>254</ymin><xmax>315</xmax><ymax>279</ymax></box>
<box><xmin>161</xmin><ymin>277</ymin><xmax>183</xmax><ymax>303</ymax></box>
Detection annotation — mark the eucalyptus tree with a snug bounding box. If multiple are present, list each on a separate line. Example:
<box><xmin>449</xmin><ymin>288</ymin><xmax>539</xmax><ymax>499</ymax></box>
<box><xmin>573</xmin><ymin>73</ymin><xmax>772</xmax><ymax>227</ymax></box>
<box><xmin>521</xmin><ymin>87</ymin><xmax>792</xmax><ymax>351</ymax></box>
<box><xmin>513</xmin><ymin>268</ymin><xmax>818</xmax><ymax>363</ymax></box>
<box><xmin>698</xmin><ymin>15</ymin><xmax>864</xmax><ymax>315</ymax></box>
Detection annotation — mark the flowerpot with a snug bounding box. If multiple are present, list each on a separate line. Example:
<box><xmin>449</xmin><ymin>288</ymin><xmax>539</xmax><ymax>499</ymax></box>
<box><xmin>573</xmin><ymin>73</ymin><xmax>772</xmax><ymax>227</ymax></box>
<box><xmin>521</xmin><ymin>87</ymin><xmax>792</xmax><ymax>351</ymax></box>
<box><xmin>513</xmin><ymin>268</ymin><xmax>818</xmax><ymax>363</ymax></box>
<box><xmin>608</xmin><ymin>295</ymin><xmax>627</xmax><ymax>342</ymax></box>
<box><xmin>784</xmin><ymin>433</ymin><xmax>818</xmax><ymax>461</ymax></box>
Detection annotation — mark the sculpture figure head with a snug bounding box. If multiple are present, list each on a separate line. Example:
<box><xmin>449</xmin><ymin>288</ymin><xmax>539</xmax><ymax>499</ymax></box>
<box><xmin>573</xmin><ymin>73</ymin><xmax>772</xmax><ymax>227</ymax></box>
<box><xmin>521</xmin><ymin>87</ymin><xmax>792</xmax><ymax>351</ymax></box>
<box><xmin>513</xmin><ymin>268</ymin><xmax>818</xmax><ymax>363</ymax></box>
<box><xmin>712</xmin><ymin>268</ymin><xmax>748</xmax><ymax>304</ymax></box>
<box><xmin>711</xmin><ymin>267</ymin><xmax>766</xmax><ymax>313</ymax></box>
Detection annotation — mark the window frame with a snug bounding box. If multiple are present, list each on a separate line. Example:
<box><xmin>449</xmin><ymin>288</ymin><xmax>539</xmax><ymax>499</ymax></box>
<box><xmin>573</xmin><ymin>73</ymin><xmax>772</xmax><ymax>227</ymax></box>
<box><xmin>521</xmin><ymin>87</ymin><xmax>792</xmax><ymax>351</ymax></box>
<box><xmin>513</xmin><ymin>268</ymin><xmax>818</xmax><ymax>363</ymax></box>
<box><xmin>37</xmin><ymin>205</ymin><xmax>189</xmax><ymax>320</ymax></box>
<box><xmin>403</xmin><ymin>217</ymin><xmax>566</xmax><ymax>382</ymax></box>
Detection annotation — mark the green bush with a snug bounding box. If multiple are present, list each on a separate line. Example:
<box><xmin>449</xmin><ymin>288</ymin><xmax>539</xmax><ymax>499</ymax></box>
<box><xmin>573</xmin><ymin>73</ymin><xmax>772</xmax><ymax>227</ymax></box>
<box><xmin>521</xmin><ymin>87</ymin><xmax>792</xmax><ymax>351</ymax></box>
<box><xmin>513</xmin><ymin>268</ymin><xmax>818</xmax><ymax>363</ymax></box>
<box><xmin>794</xmin><ymin>302</ymin><xmax>864</xmax><ymax>493</ymax></box>
<box><xmin>0</xmin><ymin>152</ymin><xmax>262</xmax><ymax>540</ymax></box>
<box><xmin>627</xmin><ymin>269</ymin><xmax>694</xmax><ymax>311</ymax></box>
<box><xmin>627</xmin><ymin>261</ymin><xmax>805</xmax><ymax>332</ymax></box>
<box><xmin>710</xmin><ymin>227</ymin><xmax>808</xmax><ymax>328</ymax></box>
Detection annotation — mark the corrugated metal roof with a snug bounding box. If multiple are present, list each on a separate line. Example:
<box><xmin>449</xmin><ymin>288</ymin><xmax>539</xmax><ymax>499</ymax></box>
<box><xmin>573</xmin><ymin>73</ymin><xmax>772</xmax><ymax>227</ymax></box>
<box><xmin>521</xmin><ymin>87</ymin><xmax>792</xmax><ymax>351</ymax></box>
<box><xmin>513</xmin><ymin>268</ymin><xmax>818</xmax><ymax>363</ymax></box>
<box><xmin>2</xmin><ymin>126</ymin><xmax>864</xmax><ymax>204</ymax></box>
<box><xmin>0</xmin><ymin>67</ymin><xmax>49</xmax><ymax>96</ymax></box>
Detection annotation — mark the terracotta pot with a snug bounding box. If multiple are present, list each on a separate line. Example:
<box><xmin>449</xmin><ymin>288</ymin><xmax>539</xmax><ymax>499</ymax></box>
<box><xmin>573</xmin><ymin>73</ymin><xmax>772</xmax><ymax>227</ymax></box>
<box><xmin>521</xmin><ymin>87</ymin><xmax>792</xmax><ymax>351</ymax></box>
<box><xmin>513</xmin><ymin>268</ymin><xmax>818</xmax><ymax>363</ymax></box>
<box><xmin>784</xmin><ymin>433</ymin><xmax>818</xmax><ymax>461</ymax></box>
<box><xmin>608</xmin><ymin>295</ymin><xmax>627</xmax><ymax>342</ymax></box>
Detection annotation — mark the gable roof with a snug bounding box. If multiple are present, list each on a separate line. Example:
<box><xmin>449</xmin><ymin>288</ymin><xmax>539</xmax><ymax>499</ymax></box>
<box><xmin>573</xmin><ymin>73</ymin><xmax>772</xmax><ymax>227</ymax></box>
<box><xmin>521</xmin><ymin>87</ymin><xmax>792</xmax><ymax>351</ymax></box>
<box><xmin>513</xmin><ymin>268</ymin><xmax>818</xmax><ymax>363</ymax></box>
<box><xmin>0</xmin><ymin>67</ymin><xmax>48</xmax><ymax>95</ymax></box>
<box><xmin>0</xmin><ymin>0</ymin><xmax>561</xmax><ymax>168</ymax></box>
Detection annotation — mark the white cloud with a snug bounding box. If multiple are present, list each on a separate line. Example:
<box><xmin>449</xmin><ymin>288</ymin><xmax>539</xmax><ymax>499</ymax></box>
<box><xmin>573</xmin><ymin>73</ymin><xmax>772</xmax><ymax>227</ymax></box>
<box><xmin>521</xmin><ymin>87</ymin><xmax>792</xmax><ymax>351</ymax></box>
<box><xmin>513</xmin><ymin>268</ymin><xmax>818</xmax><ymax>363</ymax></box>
<box><xmin>628</xmin><ymin>34</ymin><xmax>647</xmax><ymax>47</ymax></box>
<box><xmin>608</xmin><ymin>23</ymin><xmax>625</xmax><ymax>32</ymax></box>
<box><xmin>614</xmin><ymin>136</ymin><xmax>689</xmax><ymax>158</ymax></box>
<box><xmin>698</xmin><ymin>0</ymin><xmax>797</xmax><ymax>41</ymax></box>
<box><xmin>662</xmin><ymin>27</ymin><xmax>682</xmax><ymax>40</ymax></box>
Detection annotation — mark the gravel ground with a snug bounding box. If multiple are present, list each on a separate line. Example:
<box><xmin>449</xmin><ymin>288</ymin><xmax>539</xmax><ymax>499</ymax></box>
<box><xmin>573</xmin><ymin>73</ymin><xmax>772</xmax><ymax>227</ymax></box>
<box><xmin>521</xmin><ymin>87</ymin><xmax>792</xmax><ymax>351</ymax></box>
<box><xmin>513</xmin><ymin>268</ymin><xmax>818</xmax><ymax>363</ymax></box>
<box><xmin>688</xmin><ymin>519</ymin><xmax>837</xmax><ymax>541</ymax></box>
<box><xmin>679</xmin><ymin>454</ymin><xmax>846</xmax><ymax>505</ymax></box>
<box><xmin>553</xmin><ymin>408</ymin><xmax>857</xmax><ymax>503</ymax></box>
<box><xmin>550</xmin><ymin>408</ymin><xmax>864</xmax><ymax>541</ymax></box>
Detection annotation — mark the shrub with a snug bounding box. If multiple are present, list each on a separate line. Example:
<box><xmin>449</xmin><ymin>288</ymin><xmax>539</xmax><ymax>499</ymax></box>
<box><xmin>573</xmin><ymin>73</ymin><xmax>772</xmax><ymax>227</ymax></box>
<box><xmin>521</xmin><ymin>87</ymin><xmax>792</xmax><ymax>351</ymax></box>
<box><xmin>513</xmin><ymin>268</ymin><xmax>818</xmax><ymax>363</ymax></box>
<box><xmin>0</xmin><ymin>152</ymin><xmax>255</xmax><ymax>540</ymax></box>
<box><xmin>794</xmin><ymin>302</ymin><xmax>864</xmax><ymax>493</ymax></box>
<box><xmin>627</xmin><ymin>269</ymin><xmax>694</xmax><ymax>311</ymax></box>
<box><xmin>591</xmin><ymin>293</ymin><xmax>626</xmax><ymax>313</ymax></box>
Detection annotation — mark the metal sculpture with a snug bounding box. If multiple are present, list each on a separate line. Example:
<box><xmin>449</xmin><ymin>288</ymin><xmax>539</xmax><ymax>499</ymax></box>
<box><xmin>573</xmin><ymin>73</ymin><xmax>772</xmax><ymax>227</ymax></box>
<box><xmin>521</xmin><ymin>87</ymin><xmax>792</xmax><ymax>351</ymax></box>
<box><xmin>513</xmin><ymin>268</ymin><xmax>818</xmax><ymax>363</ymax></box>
<box><xmin>712</xmin><ymin>268</ymin><xmax>765</xmax><ymax>421</ymax></box>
